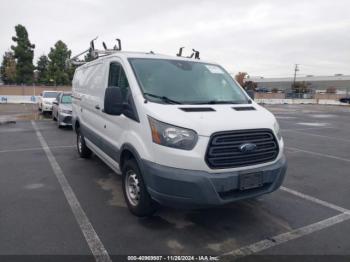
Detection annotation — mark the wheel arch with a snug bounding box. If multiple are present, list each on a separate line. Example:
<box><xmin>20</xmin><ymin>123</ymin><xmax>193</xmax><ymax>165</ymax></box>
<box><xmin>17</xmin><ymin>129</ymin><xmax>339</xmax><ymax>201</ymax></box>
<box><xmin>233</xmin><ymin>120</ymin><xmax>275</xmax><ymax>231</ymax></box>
<box><xmin>119</xmin><ymin>143</ymin><xmax>145</xmax><ymax>173</ymax></box>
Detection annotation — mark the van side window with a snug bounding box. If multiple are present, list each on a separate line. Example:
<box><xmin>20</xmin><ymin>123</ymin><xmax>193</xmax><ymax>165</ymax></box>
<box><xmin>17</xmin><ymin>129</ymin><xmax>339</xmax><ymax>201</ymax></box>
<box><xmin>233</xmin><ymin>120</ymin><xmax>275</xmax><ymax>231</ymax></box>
<box><xmin>108</xmin><ymin>62</ymin><xmax>130</xmax><ymax>102</ymax></box>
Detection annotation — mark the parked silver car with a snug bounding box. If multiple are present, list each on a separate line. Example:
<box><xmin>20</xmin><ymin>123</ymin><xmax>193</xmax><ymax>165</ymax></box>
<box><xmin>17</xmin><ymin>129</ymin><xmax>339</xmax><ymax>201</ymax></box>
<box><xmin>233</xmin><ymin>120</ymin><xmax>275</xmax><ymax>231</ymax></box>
<box><xmin>52</xmin><ymin>92</ymin><xmax>73</xmax><ymax>128</ymax></box>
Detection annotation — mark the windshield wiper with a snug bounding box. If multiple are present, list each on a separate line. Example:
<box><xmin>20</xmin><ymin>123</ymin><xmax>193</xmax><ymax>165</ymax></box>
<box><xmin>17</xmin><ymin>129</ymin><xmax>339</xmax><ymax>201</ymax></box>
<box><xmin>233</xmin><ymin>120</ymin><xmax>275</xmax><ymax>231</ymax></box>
<box><xmin>143</xmin><ymin>93</ymin><xmax>182</xmax><ymax>104</ymax></box>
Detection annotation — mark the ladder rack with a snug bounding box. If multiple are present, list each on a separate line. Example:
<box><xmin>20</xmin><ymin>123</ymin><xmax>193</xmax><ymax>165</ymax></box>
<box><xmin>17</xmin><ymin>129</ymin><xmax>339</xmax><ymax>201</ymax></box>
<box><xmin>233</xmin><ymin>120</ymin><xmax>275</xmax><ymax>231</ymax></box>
<box><xmin>68</xmin><ymin>37</ymin><xmax>201</xmax><ymax>67</ymax></box>
<box><xmin>68</xmin><ymin>37</ymin><xmax>122</xmax><ymax>66</ymax></box>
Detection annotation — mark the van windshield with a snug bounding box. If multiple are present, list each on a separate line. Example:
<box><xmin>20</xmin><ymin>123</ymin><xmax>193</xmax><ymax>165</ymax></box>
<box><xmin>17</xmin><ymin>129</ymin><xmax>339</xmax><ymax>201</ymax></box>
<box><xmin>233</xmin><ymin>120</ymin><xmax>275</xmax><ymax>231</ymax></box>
<box><xmin>129</xmin><ymin>58</ymin><xmax>250</xmax><ymax>105</ymax></box>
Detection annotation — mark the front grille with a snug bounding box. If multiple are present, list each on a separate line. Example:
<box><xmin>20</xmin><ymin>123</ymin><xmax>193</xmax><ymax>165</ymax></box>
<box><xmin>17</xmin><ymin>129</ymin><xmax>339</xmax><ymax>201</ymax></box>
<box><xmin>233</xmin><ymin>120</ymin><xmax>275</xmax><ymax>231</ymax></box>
<box><xmin>205</xmin><ymin>129</ymin><xmax>279</xmax><ymax>169</ymax></box>
<box><xmin>62</xmin><ymin>116</ymin><xmax>72</xmax><ymax>124</ymax></box>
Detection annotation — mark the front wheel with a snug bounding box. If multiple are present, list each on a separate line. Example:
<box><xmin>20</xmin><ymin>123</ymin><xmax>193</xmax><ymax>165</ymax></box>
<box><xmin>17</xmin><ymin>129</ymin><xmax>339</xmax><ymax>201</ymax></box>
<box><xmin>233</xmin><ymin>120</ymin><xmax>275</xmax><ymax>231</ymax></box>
<box><xmin>122</xmin><ymin>159</ymin><xmax>156</xmax><ymax>217</ymax></box>
<box><xmin>76</xmin><ymin>130</ymin><xmax>92</xmax><ymax>158</ymax></box>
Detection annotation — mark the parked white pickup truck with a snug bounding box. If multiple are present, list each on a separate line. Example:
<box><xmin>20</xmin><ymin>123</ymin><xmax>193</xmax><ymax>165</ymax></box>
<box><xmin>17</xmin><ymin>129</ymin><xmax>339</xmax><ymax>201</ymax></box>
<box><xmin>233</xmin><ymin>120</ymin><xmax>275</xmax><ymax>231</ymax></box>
<box><xmin>38</xmin><ymin>91</ymin><xmax>59</xmax><ymax>112</ymax></box>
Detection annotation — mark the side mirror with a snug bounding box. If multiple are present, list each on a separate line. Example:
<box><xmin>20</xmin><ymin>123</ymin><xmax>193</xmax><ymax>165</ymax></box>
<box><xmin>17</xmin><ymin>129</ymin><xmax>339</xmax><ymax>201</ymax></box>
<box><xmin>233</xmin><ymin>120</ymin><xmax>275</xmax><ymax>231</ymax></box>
<box><xmin>246</xmin><ymin>90</ymin><xmax>255</xmax><ymax>100</ymax></box>
<box><xmin>53</xmin><ymin>100</ymin><xmax>58</xmax><ymax>105</ymax></box>
<box><xmin>104</xmin><ymin>86</ymin><xmax>123</xmax><ymax>115</ymax></box>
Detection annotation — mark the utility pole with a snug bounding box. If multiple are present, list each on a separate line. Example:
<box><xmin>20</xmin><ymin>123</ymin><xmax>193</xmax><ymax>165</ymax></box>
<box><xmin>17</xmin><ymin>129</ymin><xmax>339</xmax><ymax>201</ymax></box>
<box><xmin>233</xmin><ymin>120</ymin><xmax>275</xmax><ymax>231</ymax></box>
<box><xmin>292</xmin><ymin>64</ymin><xmax>299</xmax><ymax>88</ymax></box>
<box><xmin>292</xmin><ymin>64</ymin><xmax>299</xmax><ymax>97</ymax></box>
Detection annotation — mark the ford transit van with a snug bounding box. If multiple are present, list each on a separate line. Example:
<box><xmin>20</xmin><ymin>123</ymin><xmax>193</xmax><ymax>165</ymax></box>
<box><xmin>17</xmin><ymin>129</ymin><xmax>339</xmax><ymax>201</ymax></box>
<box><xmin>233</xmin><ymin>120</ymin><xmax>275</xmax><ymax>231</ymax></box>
<box><xmin>72</xmin><ymin>51</ymin><xmax>287</xmax><ymax>217</ymax></box>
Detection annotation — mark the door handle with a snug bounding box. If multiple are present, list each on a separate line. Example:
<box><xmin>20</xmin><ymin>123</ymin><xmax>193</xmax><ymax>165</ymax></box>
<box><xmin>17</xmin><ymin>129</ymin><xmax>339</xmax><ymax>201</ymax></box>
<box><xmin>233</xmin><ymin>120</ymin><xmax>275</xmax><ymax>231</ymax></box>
<box><xmin>95</xmin><ymin>105</ymin><xmax>100</xmax><ymax>110</ymax></box>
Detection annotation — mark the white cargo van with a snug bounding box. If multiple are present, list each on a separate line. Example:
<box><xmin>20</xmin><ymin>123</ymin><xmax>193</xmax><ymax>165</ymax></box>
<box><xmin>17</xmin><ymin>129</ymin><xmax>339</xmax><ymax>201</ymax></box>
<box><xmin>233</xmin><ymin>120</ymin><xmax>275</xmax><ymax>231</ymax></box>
<box><xmin>72</xmin><ymin>51</ymin><xmax>287</xmax><ymax>217</ymax></box>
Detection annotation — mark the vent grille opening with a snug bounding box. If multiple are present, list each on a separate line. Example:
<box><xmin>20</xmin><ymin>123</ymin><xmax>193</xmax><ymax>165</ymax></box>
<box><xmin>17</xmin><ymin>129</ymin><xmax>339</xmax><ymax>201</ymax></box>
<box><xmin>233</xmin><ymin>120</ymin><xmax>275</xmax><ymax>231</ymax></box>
<box><xmin>232</xmin><ymin>107</ymin><xmax>256</xmax><ymax>111</ymax></box>
<box><xmin>205</xmin><ymin>129</ymin><xmax>279</xmax><ymax>169</ymax></box>
<box><xmin>179</xmin><ymin>107</ymin><xmax>215</xmax><ymax>112</ymax></box>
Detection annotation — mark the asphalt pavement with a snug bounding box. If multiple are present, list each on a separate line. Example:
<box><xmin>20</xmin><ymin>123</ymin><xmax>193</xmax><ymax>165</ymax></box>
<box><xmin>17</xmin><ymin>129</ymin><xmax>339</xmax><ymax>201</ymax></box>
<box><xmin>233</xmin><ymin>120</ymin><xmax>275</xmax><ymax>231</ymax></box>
<box><xmin>0</xmin><ymin>104</ymin><xmax>350</xmax><ymax>262</ymax></box>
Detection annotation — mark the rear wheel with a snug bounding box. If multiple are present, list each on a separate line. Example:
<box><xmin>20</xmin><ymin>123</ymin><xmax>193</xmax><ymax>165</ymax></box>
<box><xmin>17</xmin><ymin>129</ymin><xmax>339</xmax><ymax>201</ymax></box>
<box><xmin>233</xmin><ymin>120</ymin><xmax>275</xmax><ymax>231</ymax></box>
<box><xmin>76</xmin><ymin>130</ymin><xmax>92</xmax><ymax>158</ymax></box>
<box><xmin>122</xmin><ymin>159</ymin><xmax>156</xmax><ymax>217</ymax></box>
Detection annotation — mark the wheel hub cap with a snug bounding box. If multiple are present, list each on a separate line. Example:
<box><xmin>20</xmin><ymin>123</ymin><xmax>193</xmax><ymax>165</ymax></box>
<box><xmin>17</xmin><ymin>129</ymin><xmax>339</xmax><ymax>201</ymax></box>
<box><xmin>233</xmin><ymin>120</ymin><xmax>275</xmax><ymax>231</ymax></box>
<box><xmin>126</xmin><ymin>171</ymin><xmax>140</xmax><ymax>206</ymax></box>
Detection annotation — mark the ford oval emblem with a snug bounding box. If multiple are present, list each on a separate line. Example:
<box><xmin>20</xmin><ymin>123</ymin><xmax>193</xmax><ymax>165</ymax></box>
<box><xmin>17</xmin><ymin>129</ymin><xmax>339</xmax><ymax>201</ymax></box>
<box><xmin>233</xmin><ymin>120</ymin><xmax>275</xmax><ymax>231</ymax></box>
<box><xmin>239</xmin><ymin>143</ymin><xmax>257</xmax><ymax>153</ymax></box>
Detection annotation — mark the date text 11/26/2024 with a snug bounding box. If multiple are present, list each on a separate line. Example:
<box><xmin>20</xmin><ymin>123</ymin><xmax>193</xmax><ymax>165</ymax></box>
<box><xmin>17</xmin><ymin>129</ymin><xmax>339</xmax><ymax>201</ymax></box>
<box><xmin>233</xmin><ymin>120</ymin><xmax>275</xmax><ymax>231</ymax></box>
<box><xmin>127</xmin><ymin>255</ymin><xmax>219</xmax><ymax>261</ymax></box>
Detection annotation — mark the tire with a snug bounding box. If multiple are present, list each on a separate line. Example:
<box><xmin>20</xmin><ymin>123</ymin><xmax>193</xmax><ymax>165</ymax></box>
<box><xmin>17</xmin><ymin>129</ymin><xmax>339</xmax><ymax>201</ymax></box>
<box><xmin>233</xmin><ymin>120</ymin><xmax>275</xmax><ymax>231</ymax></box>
<box><xmin>122</xmin><ymin>159</ymin><xmax>156</xmax><ymax>217</ymax></box>
<box><xmin>76</xmin><ymin>130</ymin><xmax>92</xmax><ymax>158</ymax></box>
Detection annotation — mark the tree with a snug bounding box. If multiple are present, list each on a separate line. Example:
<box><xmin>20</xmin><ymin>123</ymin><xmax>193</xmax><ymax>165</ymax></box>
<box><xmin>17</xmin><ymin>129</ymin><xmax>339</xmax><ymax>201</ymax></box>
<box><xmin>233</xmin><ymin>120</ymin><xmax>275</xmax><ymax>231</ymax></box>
<box><xmin>0</xmin><ymin>51</ymin><xmax>17</xmax><ymax>84</ymax></box>
<box><xmin>11</xmin><ymin>24</ymin><xmax>35</xmax><ymax>84</ymax></box>
<box><xmin>235</xmin><ymin>72</ymin><xmax>248</xmax><ymax>86</ymax></box>
<box><xmin>243</xmin><ymin>81</ymin><xmax>257</xmax><ymax>91</ymax></box>
<box><xmin>48</xmin><ymin>40</ymin><xmax>72</xmax><ymax>85</ymax></box>
<box><xmin>36</xmin><ymin>55</ymin><xmax>49</xmax><ymax>84</ymax></box>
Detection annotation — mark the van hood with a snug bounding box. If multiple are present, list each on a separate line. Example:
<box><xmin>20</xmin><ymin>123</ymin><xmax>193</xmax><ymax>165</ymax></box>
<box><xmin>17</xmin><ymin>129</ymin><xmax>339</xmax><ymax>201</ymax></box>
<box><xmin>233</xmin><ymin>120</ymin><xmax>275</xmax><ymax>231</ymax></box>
<box><xmin>144</xmin><ymin>103</ymin><xmax>277</xmax><ymax>137</ymax></box>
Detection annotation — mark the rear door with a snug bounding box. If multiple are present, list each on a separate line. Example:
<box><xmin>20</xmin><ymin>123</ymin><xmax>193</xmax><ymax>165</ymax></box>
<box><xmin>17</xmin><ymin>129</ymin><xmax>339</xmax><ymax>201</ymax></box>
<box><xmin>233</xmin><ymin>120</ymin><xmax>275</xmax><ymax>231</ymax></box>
<box><xmin>79</xmin><ymin>62</ymin><xmax>108</xmax><ymax>149</ymax></box>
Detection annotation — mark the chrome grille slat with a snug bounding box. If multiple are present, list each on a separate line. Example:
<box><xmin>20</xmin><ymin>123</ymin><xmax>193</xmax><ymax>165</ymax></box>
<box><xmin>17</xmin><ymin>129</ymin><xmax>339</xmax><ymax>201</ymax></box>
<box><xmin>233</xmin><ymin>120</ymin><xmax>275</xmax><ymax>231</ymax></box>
<box><xmin>205</xmin><ymin>129</ymin><xmax>279</xmax><ymax>169</ymax></box>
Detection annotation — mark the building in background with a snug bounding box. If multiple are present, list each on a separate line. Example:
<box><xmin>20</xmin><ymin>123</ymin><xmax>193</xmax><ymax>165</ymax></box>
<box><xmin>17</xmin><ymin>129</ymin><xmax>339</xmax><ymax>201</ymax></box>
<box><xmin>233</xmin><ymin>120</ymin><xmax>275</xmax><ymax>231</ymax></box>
<box><xmin>248</xmin><ymin>74</ymin><xmax>350</xmax><ymax>95</ymax></box>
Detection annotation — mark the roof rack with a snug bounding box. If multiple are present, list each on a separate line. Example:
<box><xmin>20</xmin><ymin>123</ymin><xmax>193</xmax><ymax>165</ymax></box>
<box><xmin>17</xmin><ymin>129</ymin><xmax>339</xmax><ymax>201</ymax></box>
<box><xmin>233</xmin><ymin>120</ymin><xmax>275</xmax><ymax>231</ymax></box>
<box><xmin>68</xmin><ymin>39</ymin><xmax>202</xmax><ymax>67</ymax></box>
<box><xmin>68</xmin><ymin>37</ymin><xmax>123</xmax><ymax>66</ymax></box>
<box><xmin>176</xmin><ymin>47</ymin><xmax>200</xmax><ymax>60</ymax></box>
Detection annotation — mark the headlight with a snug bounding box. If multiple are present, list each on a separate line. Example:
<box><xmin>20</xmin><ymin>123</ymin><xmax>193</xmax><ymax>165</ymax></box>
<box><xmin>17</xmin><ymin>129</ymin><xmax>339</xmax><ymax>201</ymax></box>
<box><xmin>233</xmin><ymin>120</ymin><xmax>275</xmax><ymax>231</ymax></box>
<box><xmin>273</xmin><ymin>121</ymin><xmax>282</xmax><ymax>140</ymax></box>
<box><xmin>148</xmin><ymin>116</ymin><xmax>198</xmax><ymax>150</ymax></box>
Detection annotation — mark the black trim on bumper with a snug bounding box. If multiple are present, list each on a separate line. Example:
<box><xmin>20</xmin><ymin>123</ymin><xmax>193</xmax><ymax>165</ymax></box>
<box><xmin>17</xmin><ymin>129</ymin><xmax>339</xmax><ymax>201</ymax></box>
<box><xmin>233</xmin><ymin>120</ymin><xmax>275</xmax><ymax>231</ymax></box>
<box><xmin>142</xmin><ymin>155</ymin><xmax>287</xmax><ymax>208</ymax></box>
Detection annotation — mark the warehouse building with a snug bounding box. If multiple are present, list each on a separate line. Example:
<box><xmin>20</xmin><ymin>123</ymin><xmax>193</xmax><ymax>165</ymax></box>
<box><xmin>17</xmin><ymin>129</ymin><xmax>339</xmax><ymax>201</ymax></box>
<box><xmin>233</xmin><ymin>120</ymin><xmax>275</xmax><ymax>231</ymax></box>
<box><xmin>248</xmin><ymin>75</ymin><xmax>350</xmax><ymax>94</ymax></box>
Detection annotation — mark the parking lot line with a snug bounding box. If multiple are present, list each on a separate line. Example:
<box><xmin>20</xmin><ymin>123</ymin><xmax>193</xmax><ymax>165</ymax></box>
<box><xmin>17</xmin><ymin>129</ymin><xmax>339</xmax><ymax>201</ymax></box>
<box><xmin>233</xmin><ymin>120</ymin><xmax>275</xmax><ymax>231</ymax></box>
<box><xmin>281</xmin><ymin>187</ymin><xmax>350</xmax><ymax>214</ymax></box>
<box><xmin>283</xmin><ymin>130</ymin><xmax>350</xmax><ymax>143</ymax></box>
<box><xmin>281</xmin><ymin>126</ymin><xmax>335</xmax><ymax>132</ymax></box>
<box><xmin>0</xmin><ymin>145</ymin><xmax>74</xmax><ymax>154</ymax></box>
<box><xmin>221</xmin><ymin>212</ymin><xmax>350</xmax><ymax>258</ymax></box>
<box><xmin>286</xmin><ymin>146</ymin><xmax>350</xmax><ymax>163</ymax></box>
<box><xmin>220</xmin><ymin>180</ymin><xmax>350</xmax><ymax>258</ymax></box>
<box><xmin>31</xmin><ymin>121</ymin><xmax>111</xmax><ymax>262</ymax></box>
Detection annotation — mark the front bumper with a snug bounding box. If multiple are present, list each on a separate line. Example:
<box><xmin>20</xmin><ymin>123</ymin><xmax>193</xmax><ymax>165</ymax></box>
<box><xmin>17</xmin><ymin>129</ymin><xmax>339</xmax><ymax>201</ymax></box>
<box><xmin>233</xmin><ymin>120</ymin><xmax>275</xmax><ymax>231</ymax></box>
<box><xmin>58</xmin><ymin>113</ymin><xmax>72</xmax><ymax>126</ymax></box>
<box><xmin>142</xmin><ymin>155</ymin><xmax>287</xmax><ymax>208</ymax></box>
<box><xmin>42</xmin><ymin>104</ymin><xmax>53</xmax><ymax>111</ymax></box>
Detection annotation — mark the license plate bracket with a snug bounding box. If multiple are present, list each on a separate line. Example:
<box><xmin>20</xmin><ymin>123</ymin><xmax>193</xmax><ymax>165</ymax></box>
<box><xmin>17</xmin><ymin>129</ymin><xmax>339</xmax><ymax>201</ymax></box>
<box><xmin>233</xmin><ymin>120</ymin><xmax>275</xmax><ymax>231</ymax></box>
<box><xmin>239</xmin><ymin>172</ymin><xmax>263</xmax><ymax>191</ymax></box>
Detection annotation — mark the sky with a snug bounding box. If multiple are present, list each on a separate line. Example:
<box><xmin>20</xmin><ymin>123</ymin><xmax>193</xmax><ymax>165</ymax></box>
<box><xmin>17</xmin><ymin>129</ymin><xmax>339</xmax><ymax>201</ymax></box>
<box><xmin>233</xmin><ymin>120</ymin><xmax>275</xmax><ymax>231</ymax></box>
<box><xmin>0</xmin><ymin>0</ymin><xmax>349</xmax><ymax>78</ymax></box>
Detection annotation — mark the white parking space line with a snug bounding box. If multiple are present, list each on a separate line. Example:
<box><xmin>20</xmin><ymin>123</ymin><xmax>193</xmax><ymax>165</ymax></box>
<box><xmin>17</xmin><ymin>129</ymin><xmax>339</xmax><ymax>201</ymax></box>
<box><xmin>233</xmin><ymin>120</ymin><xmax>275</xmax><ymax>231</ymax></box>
<box><xmin>221</xmin><ymin>186</ymin><xmax>350</xmax><ymax>258</ymax></box>
<box><xmin>31</xmin><ymin>121</ymin><xmax>111</xmax><ymax>262</ymax></box>
<box><xmin>281</xmin><ymin>126</ymin><xmax>335</xmax><ymax>132</ymax></box>
<box><xmin>0</xmin><ymin>145</ymin><xmax>74</xmax><ymax>154</ymax></box>
<box><xmin>281</xmin><ymin>187</ymin><xmax>350</xmax><ymax>214</ymax></box>
<box><xmin>286</xmin><ymin>146</ymin><xmax>350</xmax><ymax>163</ymax></box>
<box><xmin>221</xmin><ymin>213</ymin><xmax>350</xmax><ymax>258</ymax></box>
<box><xmin>283</xmin><ymin>130</ymin><xmax>350</xmax><ymax>143</ymax></box>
